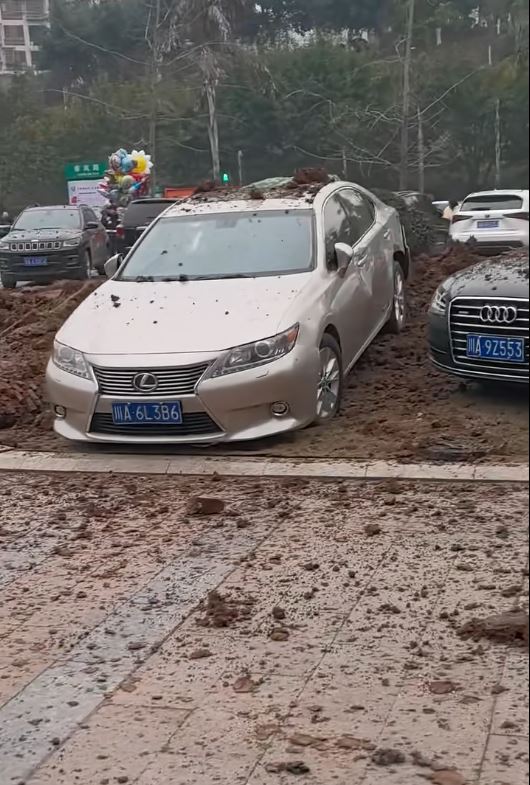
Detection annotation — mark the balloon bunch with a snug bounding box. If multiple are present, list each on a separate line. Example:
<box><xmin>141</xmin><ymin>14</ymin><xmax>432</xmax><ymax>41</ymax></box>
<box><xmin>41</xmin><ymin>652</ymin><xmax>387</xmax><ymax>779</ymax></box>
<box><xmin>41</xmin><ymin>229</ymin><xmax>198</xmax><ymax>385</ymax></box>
<box><xmin>98</xmin><ymin>149</ymin><xmax>154</xmax><ymax>207</ymax></box>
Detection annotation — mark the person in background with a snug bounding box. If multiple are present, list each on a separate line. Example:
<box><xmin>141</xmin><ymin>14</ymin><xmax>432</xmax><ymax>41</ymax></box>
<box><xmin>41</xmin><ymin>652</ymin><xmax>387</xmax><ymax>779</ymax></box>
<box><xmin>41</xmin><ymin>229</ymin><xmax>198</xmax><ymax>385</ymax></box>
<box><xmin>443</xmin><ymin>199</ymin><xmax>459</xmax><ymax>222</ymax></box>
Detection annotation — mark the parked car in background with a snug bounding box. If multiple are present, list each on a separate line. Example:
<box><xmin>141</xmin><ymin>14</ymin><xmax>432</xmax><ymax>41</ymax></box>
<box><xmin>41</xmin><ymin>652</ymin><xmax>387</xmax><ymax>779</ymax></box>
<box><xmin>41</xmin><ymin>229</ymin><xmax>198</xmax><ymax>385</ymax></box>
<box><xmin>428</xmin><ymin>252</ymin><xmax>529</xmax><ymax>384</ymax></box>
<box><xmin>116</xmin><ymin>198</ymin><xmax>175</xmax><ymax>257</ymax></box>
<box><xmin>46</xmin><ymin>179</ymin><xmax>410</xmax><ymax>445</ymax></box>
<box><xmin>450</xmin><ymin>190</ymin><xmax>529</xmax><ymax>254</ymax></box>
<box><xmin>0</xmin><ymin>205</ymin><xmax>108</xmax><ymax>288</ymax></box>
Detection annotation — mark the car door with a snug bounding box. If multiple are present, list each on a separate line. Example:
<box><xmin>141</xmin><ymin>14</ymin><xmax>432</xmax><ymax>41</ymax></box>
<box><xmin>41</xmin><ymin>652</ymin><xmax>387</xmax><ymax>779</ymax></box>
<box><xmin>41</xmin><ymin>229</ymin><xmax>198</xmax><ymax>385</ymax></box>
<box><xmin>340</xmin><ymin>188</ymin><xmax>391</xmax><ymax>329</ymax></box>
<box><xmin>83</xmin><ymin>207</ymin><xmax>107</xmax><ymax>268</ymax></box>
<box><xmin>323</xmin><ymin>192</ymin><xmax>373</xmax><ymax>368</ymax></box>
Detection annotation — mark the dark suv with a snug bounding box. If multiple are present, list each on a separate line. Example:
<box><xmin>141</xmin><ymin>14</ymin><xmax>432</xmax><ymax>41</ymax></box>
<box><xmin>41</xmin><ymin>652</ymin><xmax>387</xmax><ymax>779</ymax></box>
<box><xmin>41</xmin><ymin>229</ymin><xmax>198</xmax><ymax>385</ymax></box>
<box><xmin>116</xmin><ymin>198</ymin><xmax>174</xmax><ymax>256</ymax></box>
<box><xmin>0</xmin><ymin>205</ymin><xmax>109</xmax><ymax>288</ymax></box>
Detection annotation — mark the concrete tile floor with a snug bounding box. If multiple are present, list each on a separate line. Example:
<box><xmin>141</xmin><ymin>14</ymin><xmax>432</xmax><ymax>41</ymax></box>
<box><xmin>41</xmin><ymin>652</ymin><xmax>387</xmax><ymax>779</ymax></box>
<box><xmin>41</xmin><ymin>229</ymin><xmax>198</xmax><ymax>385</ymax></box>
<box><xmin>0</xmin><ymin>472</ymin><xmax>527</xmax><ymax>785</ymax></box>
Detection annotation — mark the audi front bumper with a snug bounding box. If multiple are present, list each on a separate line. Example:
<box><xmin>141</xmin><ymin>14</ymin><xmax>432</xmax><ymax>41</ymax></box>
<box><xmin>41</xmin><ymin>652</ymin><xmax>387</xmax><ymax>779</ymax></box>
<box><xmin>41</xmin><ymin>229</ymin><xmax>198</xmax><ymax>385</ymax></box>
<box><xmin>45</xmin><ymin>347</ymin><xmax>320</xmax><ymax>444</ymax></box>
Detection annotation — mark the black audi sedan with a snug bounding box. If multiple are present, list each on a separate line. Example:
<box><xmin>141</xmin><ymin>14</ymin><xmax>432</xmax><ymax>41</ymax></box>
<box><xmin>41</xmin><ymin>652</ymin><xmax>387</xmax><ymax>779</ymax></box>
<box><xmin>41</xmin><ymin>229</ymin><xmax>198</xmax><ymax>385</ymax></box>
<box><xmin>0</xmin><ymin>205</ymin><xmax>109</xmax><ymax>289</ymax></box>
<box><xmin>428</xmin><ymin>252</ymin><xmax>529</xmax><ymax>384</ymax></box>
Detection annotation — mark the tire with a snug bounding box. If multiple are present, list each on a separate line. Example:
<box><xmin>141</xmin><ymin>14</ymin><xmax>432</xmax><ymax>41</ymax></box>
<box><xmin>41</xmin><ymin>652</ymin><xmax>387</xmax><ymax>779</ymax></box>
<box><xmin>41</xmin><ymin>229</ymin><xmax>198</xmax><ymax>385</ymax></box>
<box><xmin>314</xmin><ymin>334</ymin><xmax>343</xmax><ymax>425</ymax></box>
<box><xmin>76</xmin><ymin>250</ymin><xmax>92</xmax><ymax>281</ymax></box>
<box><xmin>0</xmin><ymin>273</ymin><xmax>16</xmax><ymax>289</ymax></box>
<box><xmin>386</xmin><ymin>262</ymin><xmax>407</xmax><ymax>334</ymax></box>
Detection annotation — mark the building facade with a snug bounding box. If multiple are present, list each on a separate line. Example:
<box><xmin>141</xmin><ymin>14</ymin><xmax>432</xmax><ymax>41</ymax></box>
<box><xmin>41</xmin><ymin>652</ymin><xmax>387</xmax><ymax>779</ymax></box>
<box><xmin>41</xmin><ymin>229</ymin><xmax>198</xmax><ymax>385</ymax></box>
<box><xmin>0</xmin><ymin>0</ymin><xmax>50</xmax><ymax>75</ymax></box>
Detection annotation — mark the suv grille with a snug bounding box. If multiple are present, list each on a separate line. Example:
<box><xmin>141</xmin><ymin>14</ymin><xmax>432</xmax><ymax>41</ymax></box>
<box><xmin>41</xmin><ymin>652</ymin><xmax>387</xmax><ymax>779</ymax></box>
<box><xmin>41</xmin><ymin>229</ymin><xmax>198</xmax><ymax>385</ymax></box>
<box><xmin>11</xmin><ymin>241</ymin><xmax>62</xmax><ymax>251</ymax></box>
<box><xmin>450</xmin><ymin>297</ymin><xmax>529</xmax><ymax>380</ymax></box>
<box><xmin>90</xmin><ymin>412</ymin><xmax>221</xmax><ymax>437</ymax></box>
<box><xmin>92</xmin><ymin>363</ymin><xmax>209</xmax><ymax>397</ymax></box>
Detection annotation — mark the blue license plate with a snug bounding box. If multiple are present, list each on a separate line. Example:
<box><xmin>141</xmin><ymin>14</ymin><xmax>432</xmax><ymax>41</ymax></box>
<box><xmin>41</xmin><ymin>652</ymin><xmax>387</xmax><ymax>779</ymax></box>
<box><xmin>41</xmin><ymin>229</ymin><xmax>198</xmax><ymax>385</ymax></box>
<box><xmin>477</xmin><ymin>220</ymin><xmax>499</xmax><ymax>229</ymax></box>
<box><xmin>467</xmin><ymin>334</ymin><xmax>525</xmax><ymax>364</ymax></box>
<box><xmin>24</xmin><ymin>256</ymin><xmax>48</xmax><ymax>267</ymax></box>
<box><xmin>112</xmin><ymin>402</ymin><xmax>183</xmax><ymax>425</ymax></box>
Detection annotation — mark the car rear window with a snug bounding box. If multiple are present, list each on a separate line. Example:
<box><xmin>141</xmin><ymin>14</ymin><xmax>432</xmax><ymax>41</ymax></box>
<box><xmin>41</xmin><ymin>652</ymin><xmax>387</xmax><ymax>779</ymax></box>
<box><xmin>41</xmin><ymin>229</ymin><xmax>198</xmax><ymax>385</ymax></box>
<box><xmin>123</xmin><ymin>201</ymin><xmax>173</xmax><ymax>228</ymax></box>
<box><xmin>462</xmin><ymin>194</ymin><xmax>524</xmax><ymax>212</ymax></box>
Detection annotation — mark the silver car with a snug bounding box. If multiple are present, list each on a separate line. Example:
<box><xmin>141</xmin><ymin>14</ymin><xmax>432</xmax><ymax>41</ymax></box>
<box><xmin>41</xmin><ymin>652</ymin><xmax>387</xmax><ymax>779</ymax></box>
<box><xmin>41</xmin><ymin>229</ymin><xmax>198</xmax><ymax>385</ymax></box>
<box><xmin>46</xmin><ymin>181</ymin><xmax>410</xmax><ymax>444</ymax></box>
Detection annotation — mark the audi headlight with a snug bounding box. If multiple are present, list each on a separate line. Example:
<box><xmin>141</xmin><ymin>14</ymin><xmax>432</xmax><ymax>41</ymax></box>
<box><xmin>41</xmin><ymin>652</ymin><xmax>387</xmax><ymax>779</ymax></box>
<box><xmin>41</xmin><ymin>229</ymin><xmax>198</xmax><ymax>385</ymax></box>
<box><xmin>430</xmin><ymin>285</ymin><xmax>449</xmax><ymax>315</ymax></box>
<box><xmin>210</xmin><ymin>325</ymin><xmax>300</xmax><ymax>378</ymax></box>
<box><xmin>62</xmin><ymin>236</ymin><xmax>82</xmax><ymax>248</ymax></box>
<box><xmin>52</xmin><ymin>341</ymin><xmax>91</xmax><ymax>379</ymax></box>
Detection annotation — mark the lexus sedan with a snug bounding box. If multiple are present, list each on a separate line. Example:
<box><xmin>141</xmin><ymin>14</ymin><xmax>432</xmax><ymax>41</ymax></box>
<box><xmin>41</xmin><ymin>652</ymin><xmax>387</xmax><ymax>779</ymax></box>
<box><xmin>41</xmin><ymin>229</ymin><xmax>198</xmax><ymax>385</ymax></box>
<box><xmin>0</xmin><ymin>205</ymin><xmax>108</xmax><ymax>288</ymax></box>
<box><xmin>429</xmin><ymin>252</ymin><xmax>529</xmax><ymax>384</ymax></box>
<box><xmin>46</xmin><ymin>180</ymin><xmax>410</xmax><ymax>444</ymax></box>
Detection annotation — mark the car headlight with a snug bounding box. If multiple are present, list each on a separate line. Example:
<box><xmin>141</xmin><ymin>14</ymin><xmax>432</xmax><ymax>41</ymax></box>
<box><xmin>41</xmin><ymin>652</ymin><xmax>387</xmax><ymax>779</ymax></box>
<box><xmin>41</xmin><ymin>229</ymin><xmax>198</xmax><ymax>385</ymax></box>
<box><xmin>210</xmin><ymin>324</ymin><xmax>300</xmax><ymax>378</ymax></box>
<box><xmin>52</xmin><ymin>341</ymin><xmax>91</xmax><ymax>379</ymax></box>
<box><xmin>0</xmin><ymin>240</ymin><xmax>10</xmax><ymax>251</ymax></box>
<box><xmin>430</xmin><ymin>285</ymin><xmax>449</xmax><ymax>315</ymax></box>
<box><xmin>62</xmin><ymin>236</ymin><xmax>82</xmax><ymax>248</ymax></box>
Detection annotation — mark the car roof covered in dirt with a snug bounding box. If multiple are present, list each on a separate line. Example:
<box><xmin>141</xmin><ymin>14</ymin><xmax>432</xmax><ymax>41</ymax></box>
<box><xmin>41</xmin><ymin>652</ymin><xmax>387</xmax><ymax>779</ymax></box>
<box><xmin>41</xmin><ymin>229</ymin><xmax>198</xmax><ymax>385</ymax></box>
<box><xmin>164</xmin><ymin>170</ymin><xmax>341</xmax><ymax>218</ymax></box>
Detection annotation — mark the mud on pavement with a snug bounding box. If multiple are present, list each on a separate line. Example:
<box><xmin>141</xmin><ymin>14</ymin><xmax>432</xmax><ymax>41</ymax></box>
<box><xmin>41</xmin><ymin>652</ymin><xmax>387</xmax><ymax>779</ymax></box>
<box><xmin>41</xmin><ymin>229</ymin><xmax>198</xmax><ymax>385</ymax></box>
<box><xmin>0</xmin><ymin>248</ymin><xmax>528</xmax><ymax>464</ymax></box>
<box><xmin>0</xmin><ymin>473</ymin><xmax>528</xmax><ymax>784</ymax></box>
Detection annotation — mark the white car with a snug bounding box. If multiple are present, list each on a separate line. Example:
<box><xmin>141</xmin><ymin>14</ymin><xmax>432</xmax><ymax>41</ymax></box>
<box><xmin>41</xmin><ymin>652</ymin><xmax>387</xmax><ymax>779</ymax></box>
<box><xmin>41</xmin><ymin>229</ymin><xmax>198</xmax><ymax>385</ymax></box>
<box><xmin>46</xmin><ymin>179</ymin><xmax>410</xmax><ymax>445</ymax></box>
<box><xmin>450</xmin><ymin>189</ymin><xmax>529</xmax><ymax>253</ymax></box>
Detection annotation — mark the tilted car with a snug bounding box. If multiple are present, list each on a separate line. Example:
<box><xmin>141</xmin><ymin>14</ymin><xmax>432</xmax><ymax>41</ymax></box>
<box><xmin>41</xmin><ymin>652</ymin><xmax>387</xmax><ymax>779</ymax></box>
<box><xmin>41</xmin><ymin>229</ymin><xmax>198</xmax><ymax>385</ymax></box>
<box><xmin>449</xmin><ymin>190</ymin><xmax>529</xmax><ymax>254</ymax></box>
<box><xmin>46</xmin><ymin>179</ymin><xmax>410</xmax><ymax>444</ymax></box>
<box><xmin>428</xmin><ymin>252</ymin><xmax>529</xmax><ymax>384</ymax></box>
<box><xmin>0</xmin><ymin>205</ymin><xmax>108</xmax><ymax>288</ymax></box>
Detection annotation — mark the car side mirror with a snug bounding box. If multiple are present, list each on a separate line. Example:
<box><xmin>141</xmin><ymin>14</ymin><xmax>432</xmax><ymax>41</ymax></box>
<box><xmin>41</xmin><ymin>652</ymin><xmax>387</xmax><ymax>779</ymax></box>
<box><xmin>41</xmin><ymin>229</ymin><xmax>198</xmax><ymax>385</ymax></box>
<box><xmin>104</xmin><ymin>254</ymin><xmax>123</xmax><ymax>278</ymax></box>
<box><xmin>334</xmin><ymin>242</ymin><xmax>353</xmax><ymax>276</ymax></box>
<box><xmin>86</xmin><ymin>221</ymin><xmax>99</xmax><ymax>230</ymax></box>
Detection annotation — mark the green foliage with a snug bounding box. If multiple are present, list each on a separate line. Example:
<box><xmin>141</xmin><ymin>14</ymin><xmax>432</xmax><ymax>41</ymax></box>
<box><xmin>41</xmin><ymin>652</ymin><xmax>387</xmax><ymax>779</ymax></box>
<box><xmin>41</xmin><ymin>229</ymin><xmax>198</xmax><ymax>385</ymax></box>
<box><xmin>0</xmin><ymin>0</ymin><xmax>528</xmax><ymax>210</ymax></box>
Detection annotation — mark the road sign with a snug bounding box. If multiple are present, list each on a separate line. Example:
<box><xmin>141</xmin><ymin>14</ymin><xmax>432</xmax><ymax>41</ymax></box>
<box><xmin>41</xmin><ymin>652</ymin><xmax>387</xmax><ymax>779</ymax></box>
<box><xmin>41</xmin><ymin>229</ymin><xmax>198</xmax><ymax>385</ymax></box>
<box><xmin>64</xmin><ymin>162</ymin><xmax>107</xmax><ymax>181</ymax></box>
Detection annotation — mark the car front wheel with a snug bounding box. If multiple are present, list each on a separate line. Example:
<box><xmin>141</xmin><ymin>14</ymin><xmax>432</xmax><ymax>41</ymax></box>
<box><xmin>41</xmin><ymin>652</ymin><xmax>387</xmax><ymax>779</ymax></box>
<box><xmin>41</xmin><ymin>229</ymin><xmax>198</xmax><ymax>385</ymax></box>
<box><xmin>76</xmin><ymin>250</ymin><xmax>92</xmax><ymax>281</ymax></box>
<box><xmin>0</xmin><ymin>273</ymin><xmax>17</xmax><ymax>289</ymax></box>
<box><xmin>314</xmin><ymin>334</ymin><xmax>343</xmax><ymax>425</ymax></box>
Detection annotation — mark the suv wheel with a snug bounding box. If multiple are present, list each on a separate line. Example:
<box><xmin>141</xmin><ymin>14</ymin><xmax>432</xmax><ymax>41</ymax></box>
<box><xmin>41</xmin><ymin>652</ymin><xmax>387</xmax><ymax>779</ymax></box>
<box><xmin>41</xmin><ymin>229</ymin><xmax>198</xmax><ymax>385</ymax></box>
<box><xmin>386</xmin><ymin>262</ymin><xmax>407</xmax><ymax>334</ymax></box>
<box><xmin>314</xmin><ymin>334</ymin><xmax>343</xmax><ymax>424</ymax></box>
<box><xmin>0</xmin><ymin>273</ymin><xmax>17</xmax><ymax>289</ymax></box>
<box><xmin>77</xmin><ymin>250</ymin><xmax>92</xmax><ymax>281</ymax></box>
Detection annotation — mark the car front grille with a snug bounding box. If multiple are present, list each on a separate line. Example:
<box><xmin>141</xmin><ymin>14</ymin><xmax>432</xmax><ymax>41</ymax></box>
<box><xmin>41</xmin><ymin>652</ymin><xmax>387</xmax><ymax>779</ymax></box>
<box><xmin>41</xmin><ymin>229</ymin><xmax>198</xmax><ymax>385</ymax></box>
<box><xmin>450</xmin><ymin>297</ymin><xmax>529</xmax><ymax>380</ymax></box>
<box><xmin>92</xmin><ymin>363</ymin><xmax>210</xmax><ymax>397</ymax></box>
<box><xmin>10</xmin><ymin>241</ymin><xmax>62</xmax><ymax>251</ymax></box>
<box><xmin>90</xmin><ymin>412</ymin><xmax>221</xmax><ymax>437</ymax></box>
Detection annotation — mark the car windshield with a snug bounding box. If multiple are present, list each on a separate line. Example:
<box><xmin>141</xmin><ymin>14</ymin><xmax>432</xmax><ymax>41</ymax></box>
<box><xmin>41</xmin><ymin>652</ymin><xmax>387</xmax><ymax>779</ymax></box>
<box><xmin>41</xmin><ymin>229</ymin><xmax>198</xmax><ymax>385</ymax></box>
<box><xmin>14</xmin><ymin>208</ymin><xmax>81</xmax><ymax>231</ymax></box>
<box><xmin>462</xmin><ymin>195</ymin><xmax>524</xmax><ymax>212</ymax></box>
<box><xmin>117</xmin><ymin>210</ymin><xmax>314</xmax><ymax>281</ymax></box>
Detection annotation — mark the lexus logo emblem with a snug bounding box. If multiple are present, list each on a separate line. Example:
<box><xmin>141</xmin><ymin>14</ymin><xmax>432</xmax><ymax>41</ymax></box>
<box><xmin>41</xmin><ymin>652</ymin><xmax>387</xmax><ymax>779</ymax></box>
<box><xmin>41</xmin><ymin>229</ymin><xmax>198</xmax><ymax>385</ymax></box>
<box><xmin>480</xmin><ymin>305</ymin><xmax>518</xmax><ymax>325</ymax></box>
<box><xmin>132</xmin><ymin>372</ymin><xmax>159</xmax><ymax>393</ymax></box>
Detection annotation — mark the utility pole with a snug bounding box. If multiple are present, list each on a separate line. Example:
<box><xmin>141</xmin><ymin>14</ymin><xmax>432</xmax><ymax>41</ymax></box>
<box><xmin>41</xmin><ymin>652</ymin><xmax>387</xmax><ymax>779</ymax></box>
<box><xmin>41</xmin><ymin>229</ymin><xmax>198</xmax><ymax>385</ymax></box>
<box><xmin>399</xmin><ymin>0</ymin><xmax>415</xmax><ymax>191</ymax></box>
<box><xmin>237</xmin><ymin>150</ymin><xmax>244</xmax><ymax>186</ymax></box>
<box><xmin>148</xmin><ymin>0</ymin><xmax>162</xmax><ymax>192</ymax></box>
<box><xmin>417</xmin><ymin>105</ymin><xmax>425</xmax><ymax>193</ymax></box>
<box><xmin>495</xmin><ymin>98</ymin><xmax>502</xmax><ymax>187</ymax></box>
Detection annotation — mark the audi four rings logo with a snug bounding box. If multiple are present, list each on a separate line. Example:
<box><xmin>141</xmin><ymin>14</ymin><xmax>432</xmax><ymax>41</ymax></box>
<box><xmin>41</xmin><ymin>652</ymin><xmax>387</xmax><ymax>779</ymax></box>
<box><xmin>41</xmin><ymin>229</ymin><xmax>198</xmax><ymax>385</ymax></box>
<box><xmin>480</xmin><ymin>305</ymin><xmax>519</xmax><ymax>325</ymax></box>
<box><xmin>132</xmin><ymin>372</ymin><xmax>159</xmax><ymax>392</ymax></box>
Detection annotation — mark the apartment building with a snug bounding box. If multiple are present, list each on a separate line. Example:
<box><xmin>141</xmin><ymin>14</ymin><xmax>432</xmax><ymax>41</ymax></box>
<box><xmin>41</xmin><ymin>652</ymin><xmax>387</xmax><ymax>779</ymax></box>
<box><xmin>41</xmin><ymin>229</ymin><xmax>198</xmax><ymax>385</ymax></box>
<box><xmin>0</xmin><ymin>0</ymin><xmax>50</xmax><ymax>75</ymax></box>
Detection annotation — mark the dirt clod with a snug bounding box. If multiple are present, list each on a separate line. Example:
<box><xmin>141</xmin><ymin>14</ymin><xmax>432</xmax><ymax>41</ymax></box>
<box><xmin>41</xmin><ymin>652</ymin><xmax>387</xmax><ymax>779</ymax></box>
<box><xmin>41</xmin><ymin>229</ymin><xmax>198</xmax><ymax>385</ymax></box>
<box><xmin>458</xmin><ymin>610</ymin><xmax>529</xmax><ymax>646</ymax></box>
<box><xmin>364</xmin><ymin>523</ymin><xmax>382</xmax><ymax>537</ymax></box>
<box><xmin>188</xmin><ymin>497</ymin><xmax>225</xmax><ymax>516</ymax></box>
<box><xmin>371</xmin><ymin>748</ymin><xmax>407</xmax><ymax>766</ymax></box>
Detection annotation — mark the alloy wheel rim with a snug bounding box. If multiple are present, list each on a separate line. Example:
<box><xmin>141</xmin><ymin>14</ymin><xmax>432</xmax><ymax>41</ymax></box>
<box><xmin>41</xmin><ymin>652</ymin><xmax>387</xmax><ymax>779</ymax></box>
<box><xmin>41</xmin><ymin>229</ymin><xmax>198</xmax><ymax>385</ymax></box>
<box><xmin>394</xmin><ymin>270</ymin><xmax>406</xmax><ymax>326</ymax></box>
<box><xmin>317</xmin><ymin>347</ymin><xmax>341</xmax><ymax>420</ymax></box>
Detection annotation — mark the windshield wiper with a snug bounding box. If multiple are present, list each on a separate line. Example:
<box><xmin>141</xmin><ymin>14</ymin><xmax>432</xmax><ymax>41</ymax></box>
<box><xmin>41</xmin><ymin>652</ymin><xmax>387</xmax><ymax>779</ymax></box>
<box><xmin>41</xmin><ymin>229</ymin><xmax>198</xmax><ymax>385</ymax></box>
<box><xmin>134</xmin><ymin>275</ymin><xmax>155</xmax><ymax>282</ymax></box>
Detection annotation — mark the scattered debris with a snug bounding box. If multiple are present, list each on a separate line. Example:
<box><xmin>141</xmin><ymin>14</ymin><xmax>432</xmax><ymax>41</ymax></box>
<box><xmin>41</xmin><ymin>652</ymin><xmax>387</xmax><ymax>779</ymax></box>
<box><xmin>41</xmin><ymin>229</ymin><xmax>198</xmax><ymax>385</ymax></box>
<box><xmin>196</xmin><ymin>590</ymin><xmax>255</xmax><ymax>629</ymax></box>
<box><xmin>371</xmin><ymin>748</ymin><xmax>407</xmax><ymax>766</ymax></box>
<box><xmin>458</xmin><ymin>610</ymin><xmax>529</xmax><ymax>647</ymax></box>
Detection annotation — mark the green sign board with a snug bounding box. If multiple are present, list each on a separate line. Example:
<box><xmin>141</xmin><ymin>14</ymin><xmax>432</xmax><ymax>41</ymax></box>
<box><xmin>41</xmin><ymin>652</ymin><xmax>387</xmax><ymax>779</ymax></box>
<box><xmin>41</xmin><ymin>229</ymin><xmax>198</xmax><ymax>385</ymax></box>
<box><xmin>64</xmin><ymin>162</ymin><xmax>107</xmax><ymax>181</ymax></box>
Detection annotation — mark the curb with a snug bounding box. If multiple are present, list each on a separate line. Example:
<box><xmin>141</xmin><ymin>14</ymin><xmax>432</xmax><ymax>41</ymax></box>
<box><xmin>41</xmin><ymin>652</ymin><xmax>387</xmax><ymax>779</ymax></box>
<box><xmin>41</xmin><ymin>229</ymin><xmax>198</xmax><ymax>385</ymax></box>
<box><xmin>0</xmin><ymin>450</ymin><xmax>528</xmax><ymax>483</ymax></box>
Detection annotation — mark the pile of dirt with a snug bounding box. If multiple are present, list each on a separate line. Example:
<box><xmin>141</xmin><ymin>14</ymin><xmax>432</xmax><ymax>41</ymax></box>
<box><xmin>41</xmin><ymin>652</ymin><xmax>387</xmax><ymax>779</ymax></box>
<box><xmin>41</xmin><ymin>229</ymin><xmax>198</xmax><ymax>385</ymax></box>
<box><xmin>458</xmin><ymin>609</ymin><xmax>529</xmax><ymax>647</ymax></box>
<box><xmin>373</xmin><ymin>189</ymin><xmax>448</xmax><ymax>256</ymax></box>
<box><xmin>195</xmin><ymin>590</ymin><xmax>255</xmax><ymax>629</ymax></box>
<box><xmin>190</xmin><ymin>168</ymin><xmax>337</xmax><ymax>205</ymax></box>
<box><xmin>0</xmin><ymin>281</ymin><xmax>99</xmax><ymax>430</ymax></box>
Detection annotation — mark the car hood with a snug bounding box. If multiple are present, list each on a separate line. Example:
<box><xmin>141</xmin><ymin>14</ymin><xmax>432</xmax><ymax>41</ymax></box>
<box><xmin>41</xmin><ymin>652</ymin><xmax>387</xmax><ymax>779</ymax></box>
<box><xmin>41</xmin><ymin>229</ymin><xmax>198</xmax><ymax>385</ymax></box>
<box><xmin>57</xmin><ymin>274</ymin><xmax>314</xmax><ymax>355</ymax></box>
<box><xmin>5</xmin><ymin>229</ymin><xmax>82</xmax><ymax>243</ymax></box>
<box><xmin>447</xmin><ymin>253</ymin><xmax>529</xmax><ymax>299</ymax></box>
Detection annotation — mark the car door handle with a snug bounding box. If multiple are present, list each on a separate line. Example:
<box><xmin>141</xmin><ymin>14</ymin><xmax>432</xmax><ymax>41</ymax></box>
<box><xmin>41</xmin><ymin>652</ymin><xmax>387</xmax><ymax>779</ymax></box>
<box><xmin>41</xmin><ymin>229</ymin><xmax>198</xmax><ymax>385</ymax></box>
<box><xmin>355</xmin><ymin>251</ymin><xmax>369</xmax><ymax>267</ymax></box>
<box><xmin>383</xmin><ymin>230</ymin><xmax>392</xmax><ymax>240</ymax></box>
